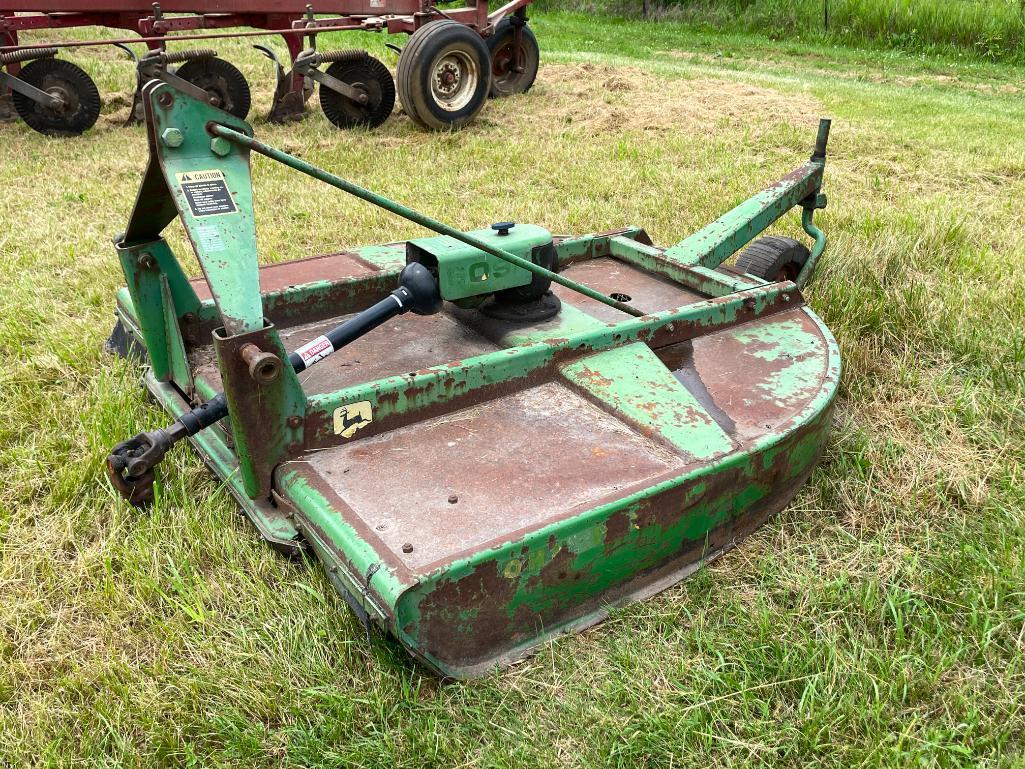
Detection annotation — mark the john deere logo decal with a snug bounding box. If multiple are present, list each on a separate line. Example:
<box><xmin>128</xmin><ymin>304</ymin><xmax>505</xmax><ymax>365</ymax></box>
<box><xmin>333</xmin><ymin>401</ymin><xmax>373</xmax><ymax>438</ymax></box>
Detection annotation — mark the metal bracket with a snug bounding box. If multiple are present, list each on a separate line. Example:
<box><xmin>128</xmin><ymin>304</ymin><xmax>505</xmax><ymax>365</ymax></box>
<box><xmin>0</xmin><ymin>68</ymin><xmax>62</xmax><ymax>109</ymax></box>
<box><xmin>213</xmin><ymin>320</ymin><xmax>305</xmax><ymax>499</ymax></box>
<box><xmin>140</xmin><ymin>80</ymin><xmax>264</xmax><ymax>336</ymax></box>
<box><xmin>256</xmin><ymin>43</ymin><xmax>312</xmax><ymax>123</ymax></box>
<box><xmin>293</xmin><ymin>48</ymin><xmax>369</xmax><ymax>105</ymax></box>
<box><xmin>137</xmin><ymin>49</ymin><xmax>218</xmax><ymax>104</ymax></box>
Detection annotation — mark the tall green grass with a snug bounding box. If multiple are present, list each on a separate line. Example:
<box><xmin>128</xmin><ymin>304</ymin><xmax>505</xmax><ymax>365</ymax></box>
<box><xmin>536</xmin><ymin>0</ymin><xmax>1025</xmax><ymax>61</ymax></box>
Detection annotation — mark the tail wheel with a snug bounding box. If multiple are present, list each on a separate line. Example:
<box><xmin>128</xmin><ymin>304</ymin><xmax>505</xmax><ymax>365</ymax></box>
<box><xmin>397</xmin><ymin>19</ymin><xmax>491</xmax><ymax>131</ymax></box>
<box><xmin>174</xmin><ymin>57</ymin><xmax>251</xmax><ymax>119</ymax></box>
<box><xmin>12</xmin><ymin>58</ymin><xmax>100</xmax><ymax>136</ymax></box>
<box><xmin>319</xmin><ymin>56</ymin><xmax>395</xmax><ymax>129</ymax></box>
<box><xmin>487</xmin><ymin>19</ymin><xmax>539</xmax><ymax>98</ymax></box>
<box><xmin>735</xmin><ymin>237</ymin><xmax>811</xmax><ymax>282</ymax></box>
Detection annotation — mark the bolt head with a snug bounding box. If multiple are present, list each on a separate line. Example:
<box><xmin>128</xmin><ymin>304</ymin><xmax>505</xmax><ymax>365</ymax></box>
<box><xmin>210</xmin><ymin>136</ymin><xmax>231</xmax><ymax>156</ymax></box>
<box><xmin>402</xmin><ymin>543</ymin><xmax>414</xmax><ymax>554</ymax></box>
<box><xmin>161</xmin><ymin>127</ymin><xmax>184</xmax><ymax>148</ymax></box>
<box><xmin>287</xmin><ymin>415</ymin><xmax>303</xmax><ymax>428</ymax></box>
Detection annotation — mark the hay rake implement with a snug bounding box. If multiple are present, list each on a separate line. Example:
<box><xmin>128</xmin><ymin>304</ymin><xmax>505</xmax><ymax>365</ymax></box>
<box><xmin>0</xmin><ymin>0</ymin><xmax>538</xmax><ymax>134</ymax></box>
<box><xmin>105</xmin><ymin>80</ymin><xmax>839</xmax><ymax>677</ymax></box>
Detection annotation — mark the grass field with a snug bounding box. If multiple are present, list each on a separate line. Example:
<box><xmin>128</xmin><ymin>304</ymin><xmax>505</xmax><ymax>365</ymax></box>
<box><xmin>540</xmin><ymin>0</ymin><xmax>1025</xmax><ymax>62</ymax></box>
<box><xmin>2</xmin><ymin>10</ymin><xmax>1025</xmax><ymax>767</ymax></box>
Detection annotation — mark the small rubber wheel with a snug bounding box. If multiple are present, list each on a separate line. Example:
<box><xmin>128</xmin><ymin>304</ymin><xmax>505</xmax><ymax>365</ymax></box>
<box><xmin>397</xmin><ymin>19</ymin><xmax>492</xmax><ymax>130</ymax></box>
<box><xmin>735</xmin><ymin>236</ymin><xmax>810</xmax><ymax>282</ymax></box>
<box><xmin>174</xmin><ymin>57</ymin><xmax>251</xmax><ymax>119</ymax></box>
<box><xmin>487</xmin><ymin>18</ymin><xmax>539</xmax><ymax>98</ymax></box>
<box><xmin>105</xmin><ymin>318</ymin><xmax>147</xmax><ymax>361</ymax></box>
<box><xmin>319</xmin><ymin>55</ymin><xmax>395</xmax><ymax>129</ymax></box>
<box><xmin>12</xmin><ymin>57</ymin><xmax>100</xmax><ymax>136</ymax></box>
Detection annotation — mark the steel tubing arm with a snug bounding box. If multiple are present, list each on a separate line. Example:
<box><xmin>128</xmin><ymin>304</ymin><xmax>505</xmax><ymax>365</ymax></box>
<box><xmin>797</xmin><ymin>207</ymin><xmax>826</xmax><ymax>289</ymax></box>
<box><xmin>209</xmin><ymin>124</ymin><xmax>647</xmax><ymax>319</ymax></box>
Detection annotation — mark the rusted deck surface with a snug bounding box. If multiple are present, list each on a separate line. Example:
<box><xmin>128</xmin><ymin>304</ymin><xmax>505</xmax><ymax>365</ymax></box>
<box><xmin>186</xmin><ymin>251</ymin><xmax>832</xmax><ymax>582</ymax></box>
<box><xmin>302</xmin><ymin>382</ymin><xmax>679</xmax><ymax>571</ymax></box>
<box><xmin>188</xmin><ymin>251</ymin><xmax>382</xmax><ymax>302</ymax></box>
<box><xmin>553</xmin><ymin>257</ymin><xmax>704</xmax><ymax>321</ymax></box>
<box><xmin>281</xmin><ymin>303</ymin><xmax>831</xmax><ymax>573</ymax></box>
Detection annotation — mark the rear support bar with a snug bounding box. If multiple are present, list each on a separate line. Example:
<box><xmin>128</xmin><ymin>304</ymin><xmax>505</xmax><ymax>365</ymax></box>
<box><xmin>664</xmin><ymin>118</ymin><xmax>831</xmax><ymax>273</ymax></box>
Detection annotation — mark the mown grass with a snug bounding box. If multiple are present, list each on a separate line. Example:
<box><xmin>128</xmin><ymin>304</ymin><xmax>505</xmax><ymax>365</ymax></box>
<box><xmin>2</xmin><ymin>10</ymin><xmax>1025</xmax><ymax>767</ymax></box>
<box><xmin>538</xmin><ymin>0</ymin><xmax>1025</xmax><ymax>61</ymax></box>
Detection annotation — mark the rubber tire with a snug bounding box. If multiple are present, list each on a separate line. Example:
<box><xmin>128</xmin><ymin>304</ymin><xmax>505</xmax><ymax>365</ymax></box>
<box><xmin>735</xmin><ymin>236</ymin><xmax>810</xmax><ymax>282</ymax></box>
<box><xmin>175</xmin><ymin>57</ymin><xmax>251</xmax><ymax>120</ymax></box>
<box><xmin>319</xmin><ymin>55</ymin><xmax>395</xmax><ymax>129</ymax></box>
<box><xmin>397</xmin><ymin>20</ymin><xmax>492</xmax><ymax>131</ymax></box>
<box><xmin>12</xmin><ymin>58</ymin><xmax>100</xmax><ymax>136</ymax></box>
<box><xmin>105</xmin><ymin>318</ymin><xmax>147</xmax><ymax>361</ymax></box>
<box><xmin>486</xmin><ymin>19</ymin><xmax>539</xmax><ymax>98</ymax></box>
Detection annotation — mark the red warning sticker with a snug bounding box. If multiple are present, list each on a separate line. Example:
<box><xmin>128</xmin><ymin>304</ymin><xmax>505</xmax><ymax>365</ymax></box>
<box><xmin>295</xmin><ymin>335</ymin><xmax>332</xmax><ymax>366</ymax></box>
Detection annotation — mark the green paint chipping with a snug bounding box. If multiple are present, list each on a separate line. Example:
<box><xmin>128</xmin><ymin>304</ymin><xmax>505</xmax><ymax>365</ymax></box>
<box><xmin>561</xmin><ymin>343</ymin><xmax>734</xmax><ymax>462</ymax></box>
<box><xmin>731</xmin><ymin>317</ymin><xmax>828</xmax><ymax>406</ymax></box>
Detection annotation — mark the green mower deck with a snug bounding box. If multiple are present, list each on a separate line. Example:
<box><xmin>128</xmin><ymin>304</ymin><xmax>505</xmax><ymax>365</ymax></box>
<box><xmin>108</xmin><ymin>82</ymin><xmax>839</xmax><ymax>678</ymax></box>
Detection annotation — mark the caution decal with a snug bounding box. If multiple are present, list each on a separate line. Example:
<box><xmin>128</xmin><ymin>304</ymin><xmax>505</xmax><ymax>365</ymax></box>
<box><xmin>176</xmin><ymin>170</ymin><xmax>238</xmax><ymax>218</ymax></box>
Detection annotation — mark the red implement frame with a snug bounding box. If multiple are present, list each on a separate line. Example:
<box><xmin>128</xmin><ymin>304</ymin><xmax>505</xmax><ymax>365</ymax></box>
<box><xmin>1</xmin><ymin>0</ymin><xmax>532</xmax><ymax>119</ymax></box>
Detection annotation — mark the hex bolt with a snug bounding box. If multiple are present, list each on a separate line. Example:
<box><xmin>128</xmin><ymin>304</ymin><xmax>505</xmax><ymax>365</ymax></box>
<box><xmin>210</xmin><ymin>136</ymin><xmax>231</xmax><ymax>157</ymax></box>
<box><xmin>239</xmin><ymin>343</ymin><xmax>282</xmax><ymax>384</ymax></box>
<box><xmin>448</xmin><ymin>494</ymin><xmax>458</xmax><ymax>504</ymax></box>
<box><xmin>287</xmin><ymin>415</ymin><xmax>303</xmax><ymax>428</ymax></box>
<box><xmin>402</xmin><ymin>543</ymin><xmax>414</xmax><ymax>554</ymax></box>
<box><xmin>161</xmin><ymin>128</ymin><xmax>184</xmax><ymax>148</ymax></box>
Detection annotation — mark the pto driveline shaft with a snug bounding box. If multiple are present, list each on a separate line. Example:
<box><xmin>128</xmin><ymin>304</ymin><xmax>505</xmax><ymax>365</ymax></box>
<box><xmin>107</xmin><ymin>264</ymin><xmax>440</xmax><ymax>502</ymax></box>
<box><xmin>157</xmin><ymin>288</ymin><xmax>410</xmax><ymax>441</ymax></box>
<box><xmin>187</xmin><ymin>275</ymin><xmax>423</xmax><ymax>440</ymax></box>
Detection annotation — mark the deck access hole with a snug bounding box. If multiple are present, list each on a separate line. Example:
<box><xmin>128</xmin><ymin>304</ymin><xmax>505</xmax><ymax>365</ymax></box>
<box><xmin>610</xmin><ymin>292</ymin><xmax>632</xmax><ymax>302</ymax></box>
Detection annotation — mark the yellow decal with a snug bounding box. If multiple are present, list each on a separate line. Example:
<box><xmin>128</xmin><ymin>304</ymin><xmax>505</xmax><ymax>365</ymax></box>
<box><xmin>333</xmin><ymin>401</ymin><xmax>373</xmax><ymax>438</ymax></box>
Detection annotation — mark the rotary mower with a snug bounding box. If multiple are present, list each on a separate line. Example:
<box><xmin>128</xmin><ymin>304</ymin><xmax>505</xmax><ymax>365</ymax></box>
<box><xmin>105</xmin><ymin>80</ymin><xmax>839</xmax><ymax>678</ymax></box>
<box><xmin>0</xmin><ymin>0</ymin><xmax>537</xmax><ymax>134</ymax></box>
